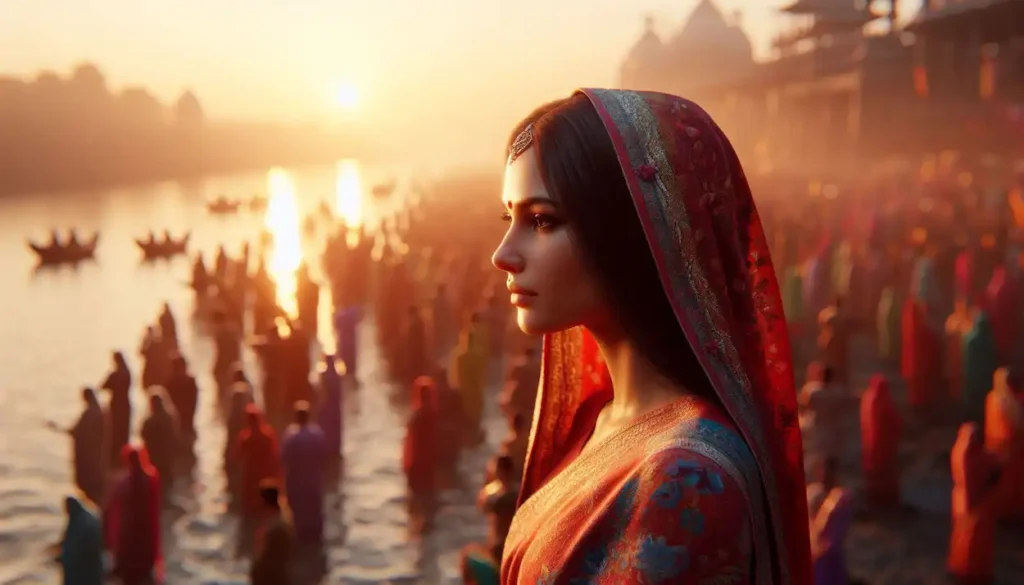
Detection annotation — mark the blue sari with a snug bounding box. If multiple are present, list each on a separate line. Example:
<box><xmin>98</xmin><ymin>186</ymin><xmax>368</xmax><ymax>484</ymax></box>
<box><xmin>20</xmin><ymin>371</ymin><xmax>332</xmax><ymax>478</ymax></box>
<box><xmin>59</xmin><ymin>495</ymin><xmax>104</xmax><ymax>585</ymax></box>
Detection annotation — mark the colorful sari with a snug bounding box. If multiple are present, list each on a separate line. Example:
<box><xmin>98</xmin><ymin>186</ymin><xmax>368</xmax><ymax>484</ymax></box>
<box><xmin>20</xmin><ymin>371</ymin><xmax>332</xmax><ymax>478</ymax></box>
<box><xmin>502</xmin><ymin>90</ymin><xmax>810</xmax><ymax>585</ymax></box>
<box><xmin>59</xmin><ymin>495</ymin><xmax>104</xmax><ymax>585</ymax></box>
<box><xmin>104</xmin><ymin>445</ymin><xmax>162</xmax><ymax>585</ymax></box>
<box><xmin>237</xmin><ymin>405</ymin><xmax>281</xmax><ymax>516</ymax></box>
<box><xmin>860</xmin><ymin>375</ymin><xmax>901</xmax><ymax>508</ymax></box>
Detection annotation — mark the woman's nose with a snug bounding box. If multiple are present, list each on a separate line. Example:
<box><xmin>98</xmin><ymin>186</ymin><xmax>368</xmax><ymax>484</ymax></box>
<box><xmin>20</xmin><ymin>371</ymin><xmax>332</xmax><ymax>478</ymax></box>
<box><xmin>492</xmin><ymin>233</ymin><xmax>525</xmax><ymax>274</ymax></box>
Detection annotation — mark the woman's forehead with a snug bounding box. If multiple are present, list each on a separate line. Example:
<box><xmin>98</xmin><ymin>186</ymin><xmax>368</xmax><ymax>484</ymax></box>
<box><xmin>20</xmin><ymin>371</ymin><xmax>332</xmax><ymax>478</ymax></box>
<box><xmin>502</xmin><ymin>149</ymin><xmax>549</xmax><ymax>206</ymax></box>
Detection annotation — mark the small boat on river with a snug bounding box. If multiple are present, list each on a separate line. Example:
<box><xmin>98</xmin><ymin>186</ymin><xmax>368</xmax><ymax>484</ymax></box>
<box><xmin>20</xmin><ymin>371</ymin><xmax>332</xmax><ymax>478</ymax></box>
<box><xmin>249</xmin><ymin>194</ymin><xmax>268</xmax><ymax>212</ymax></box>
<box><xmin>372</xmin><ymin>180</ymin><xmax>397</xmax><ymax>199</ymax></box>
<box><xmin>135</xmin><ymin>232</ymin><xmax>191</xmax><ymax>260</ymax></box>
<box><xmin>207</xmin><ymin>196</ymin><xmax>242</xmax><ymax>215</ymax></box>
<box><xmin>27</xmin><ymin>232</ymin><xmax>100</xmax><ymax>266</ymax></box>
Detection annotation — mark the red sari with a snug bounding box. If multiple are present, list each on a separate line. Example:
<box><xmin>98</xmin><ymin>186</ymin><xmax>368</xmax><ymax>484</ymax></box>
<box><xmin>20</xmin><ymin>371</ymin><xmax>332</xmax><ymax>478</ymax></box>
<box><xmin>501</xmin><ymin>90</ymin><xmax>811</xmax><ymax>585</ymax></box>
<box><xmin>901</xmin><ymin>297</ymin><xmax>940</xmax><ymax>408</ymax></box>
<box><xmin>237</xmin><ymin>405</ymin><xmax>281</xmax><ymax>515</ymax></box>
<box><xmin>984</xmin><ymin>267</ymin><xmax>1018</xmax><ymax>363</ymax></box>
<box><xmin>403</xmin><ymin>376</ymin><xmax>439</xmax><ymax>493</ymax></box>
<box><xmin>104</xmin><ymin>445</ymin><xmax>162</xmax><ymax>584</ymax></box>
<box><xmin>860</xmin><ymin>375</ymin><xmax>902</xmax><ymax>507</ymax></box>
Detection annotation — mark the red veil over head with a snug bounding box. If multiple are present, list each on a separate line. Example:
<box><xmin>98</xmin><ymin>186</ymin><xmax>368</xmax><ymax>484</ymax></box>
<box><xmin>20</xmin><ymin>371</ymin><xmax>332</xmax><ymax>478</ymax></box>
<box><xmin>518</xmin><ymin>89</ymin><xmax>811</xmax><ymax>585</ymax></box>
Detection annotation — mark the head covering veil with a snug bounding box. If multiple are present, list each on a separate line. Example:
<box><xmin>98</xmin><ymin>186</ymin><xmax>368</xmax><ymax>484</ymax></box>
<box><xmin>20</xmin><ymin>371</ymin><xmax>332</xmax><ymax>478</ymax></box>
<box><xmin>518</xmin><ymin>89</ymin><xmax>811</xmax><ymax>585</ymax></box>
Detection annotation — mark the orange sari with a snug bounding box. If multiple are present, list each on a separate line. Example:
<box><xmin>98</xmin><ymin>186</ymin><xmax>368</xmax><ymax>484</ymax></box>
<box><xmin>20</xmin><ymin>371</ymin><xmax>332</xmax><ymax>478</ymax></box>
<box><xmin>501</xmin><ymin>90</ymin><xmax>811</xmax><ymax>585</ymax></box>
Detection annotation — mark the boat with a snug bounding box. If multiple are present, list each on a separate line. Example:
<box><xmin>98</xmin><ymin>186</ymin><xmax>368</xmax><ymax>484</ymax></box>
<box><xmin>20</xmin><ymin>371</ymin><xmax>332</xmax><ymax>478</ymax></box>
<box><xmin>27</xmin><ymin>232</ymin><xmax>100</xmax><ymax>265</ymax></box>
<box><xmin>206</xmin><ymin>196</ymin><xmax>242</xmax><ymax>215</ymax></box>
<box><xmin>371</xmin><ymin>180</ymin><xmax>397</xmax><ymax>198</ymax></box>
<box><xmin>135</xmin><ymin>232</ymin><xmax>191</xmax><ymax>260</ymax></box>
<box><xmin>249</xmin><ymin>194</ymin><xmax>268</xmax><ymax>212</ymax></box>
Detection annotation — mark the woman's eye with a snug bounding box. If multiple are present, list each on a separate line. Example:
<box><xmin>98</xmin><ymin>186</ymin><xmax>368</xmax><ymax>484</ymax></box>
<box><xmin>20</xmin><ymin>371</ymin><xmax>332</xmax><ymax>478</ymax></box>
<box><xmin>532</xmin><ymin>214</ymin><xmax>556</xmax><ymax>231</ymax></box>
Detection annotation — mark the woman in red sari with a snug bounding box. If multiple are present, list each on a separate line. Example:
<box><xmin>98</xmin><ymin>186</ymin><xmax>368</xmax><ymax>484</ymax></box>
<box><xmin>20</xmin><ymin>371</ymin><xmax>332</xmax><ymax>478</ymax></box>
<box><xmin>237</xmin><ymin>404</ymin><xmax>281</xmax><ymax>516</ymax></box>
<box><xmin>860</xmin><ymin>375</ymin><xmax>902</xmax><ymax>509</ymax></box>
<box><xmin>492</xmin><ymin>90</ymin><xmax>811</xmax><ymax>584</ymax></box>
<box><xmin>403</xmin><ymin>375</ymin><xmax>439</xmax><ymax>495</ymax></box>
<box><xmin>104</xmin><ymin>444</ymin><xmax>162</xmax><ymax>585</ymax></box>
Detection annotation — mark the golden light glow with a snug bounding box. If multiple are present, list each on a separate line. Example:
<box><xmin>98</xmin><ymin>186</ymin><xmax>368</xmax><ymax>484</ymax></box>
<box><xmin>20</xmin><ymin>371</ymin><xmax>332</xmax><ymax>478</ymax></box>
<box><xmin>265</xmin><ymin>168</ymin><xmax>303</xmax><ymax>318</ymax></box>
<box><xmin>335</xmin><ymin>159</ymin><xmax>364</xmax><ymax>230</ymax></box>
<box><xmin>334</xmin><ymin>82</ymin><xmax>361</xmax><ymax>111</ymax></box>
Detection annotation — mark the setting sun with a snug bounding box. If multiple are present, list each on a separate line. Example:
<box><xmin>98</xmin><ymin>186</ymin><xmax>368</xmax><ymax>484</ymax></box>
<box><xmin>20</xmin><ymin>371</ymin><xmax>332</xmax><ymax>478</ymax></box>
<box><xmin>334</xmin><ymin>82</ymin><xmax>360</xmax><ymax>111</ymax></box>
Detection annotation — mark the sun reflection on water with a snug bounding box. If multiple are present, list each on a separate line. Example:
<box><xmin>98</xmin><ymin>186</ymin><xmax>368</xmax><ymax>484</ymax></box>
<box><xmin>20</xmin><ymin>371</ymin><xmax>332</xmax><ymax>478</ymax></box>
<box><xmin>335</xmin><ymin>159</ymin><xmax>364</xmax><ymax>231</ymax></box>
<box><xmin>265</xmin><ymin>168</ymin><xmax>302</xmax><ymax>318</ymax></box>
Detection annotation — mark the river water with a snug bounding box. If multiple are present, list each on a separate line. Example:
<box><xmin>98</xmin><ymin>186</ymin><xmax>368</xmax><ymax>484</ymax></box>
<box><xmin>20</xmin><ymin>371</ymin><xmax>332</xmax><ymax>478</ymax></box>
<box><xmin>0</xmin><ymin>162</ymin><xmax>495</xmax><ymax>584</ymax></box>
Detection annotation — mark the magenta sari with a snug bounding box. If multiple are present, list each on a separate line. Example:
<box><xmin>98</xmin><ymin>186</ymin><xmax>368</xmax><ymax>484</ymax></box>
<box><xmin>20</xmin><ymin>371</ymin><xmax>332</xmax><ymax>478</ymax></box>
<box><xmin>104</xmin><ymin>445</ymin><xmax>162</xmax><ymax>584</ymax></box>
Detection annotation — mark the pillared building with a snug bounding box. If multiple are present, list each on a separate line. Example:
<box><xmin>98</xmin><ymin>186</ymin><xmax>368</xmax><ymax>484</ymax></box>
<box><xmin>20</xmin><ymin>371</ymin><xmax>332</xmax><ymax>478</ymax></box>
<box><xmin>620</xmin><ymin>0</ymin><xmax>1024</xmax><ymax>173</ymax></box>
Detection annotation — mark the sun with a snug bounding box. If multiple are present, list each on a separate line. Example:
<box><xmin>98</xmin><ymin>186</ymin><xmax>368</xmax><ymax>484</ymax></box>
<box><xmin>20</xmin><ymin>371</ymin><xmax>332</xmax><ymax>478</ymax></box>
<box><xmin>334</xmin><ymin>82</ymin><xmax>361</xmax><ymax>111</ymax></box>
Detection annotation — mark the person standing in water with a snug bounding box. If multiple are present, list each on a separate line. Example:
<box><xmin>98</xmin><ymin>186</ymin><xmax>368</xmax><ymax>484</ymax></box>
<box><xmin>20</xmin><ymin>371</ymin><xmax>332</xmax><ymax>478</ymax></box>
<box><xmin>250</xmin><ymin>482</ymin><xmax>294</xmax><ymax>585</ymax></box>
<box><xmin>57</xmin><ymin>494</ymin><xmax>104</xmax><ymax>585</ymax></box>
<box><xmin>491</xmin><ymin>90</ymin><xmax>810</xmax><ymax>584</ymax></box>
<box><xmin>280</xmin><ymin>401</ymin><xmax>326</xmax><ymax>549</ymax></box>
<box><xmin>67</xmin><ymin>388</ymin><xmax>106</xmax><ymax>505</ymax></box>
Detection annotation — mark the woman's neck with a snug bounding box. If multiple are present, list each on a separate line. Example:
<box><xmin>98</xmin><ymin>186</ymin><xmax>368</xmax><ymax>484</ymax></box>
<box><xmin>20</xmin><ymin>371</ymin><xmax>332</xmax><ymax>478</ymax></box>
<box><xmin>590</xmin><ymin>326</ymin><xmax>681</xmax><ymax>422</ymax></box>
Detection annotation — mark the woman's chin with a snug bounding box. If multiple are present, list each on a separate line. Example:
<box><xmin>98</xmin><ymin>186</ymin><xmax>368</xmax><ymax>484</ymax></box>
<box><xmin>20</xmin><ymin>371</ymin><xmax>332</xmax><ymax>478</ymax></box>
<box><xmin>516</xmin><ymin>309</ymin><xmax>567</xmax><ymax>336</ymax></box>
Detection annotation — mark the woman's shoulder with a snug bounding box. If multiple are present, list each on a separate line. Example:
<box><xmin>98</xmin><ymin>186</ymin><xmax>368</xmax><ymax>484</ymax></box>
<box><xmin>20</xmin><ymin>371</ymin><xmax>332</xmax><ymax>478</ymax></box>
<box><xmin>637</xmin><ymin>399</ymin><xmax>760</xmax><ymax>508</ymax></box>
<box><xmin>592</xmin><ymin>406</ymin><xmax>755</xmax><ymax>582</ymax></box>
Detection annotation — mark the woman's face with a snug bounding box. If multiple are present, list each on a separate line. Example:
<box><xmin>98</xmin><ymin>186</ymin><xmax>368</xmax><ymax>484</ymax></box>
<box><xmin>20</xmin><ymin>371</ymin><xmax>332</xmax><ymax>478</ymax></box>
<box><xmin>492</xmin><ymin>148</ymin><xmax>607</xmax><ymax>335</ymax></box>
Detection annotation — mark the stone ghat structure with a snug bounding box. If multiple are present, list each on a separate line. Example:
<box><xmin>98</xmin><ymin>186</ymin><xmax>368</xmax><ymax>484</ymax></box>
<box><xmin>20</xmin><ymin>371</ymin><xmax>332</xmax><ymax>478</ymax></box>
<box><xmin>619</xmin><ymin>0</ymin><xmax>1024</xmax><ymax>174</ymax></box>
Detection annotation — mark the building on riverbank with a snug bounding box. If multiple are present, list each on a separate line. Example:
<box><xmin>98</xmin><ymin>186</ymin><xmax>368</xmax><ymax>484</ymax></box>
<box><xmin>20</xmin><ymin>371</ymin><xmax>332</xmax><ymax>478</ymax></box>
<box><xmin>619</xmin><ymin>0</ymin><xmax>1024</xmax><ymax>173</ymax></box>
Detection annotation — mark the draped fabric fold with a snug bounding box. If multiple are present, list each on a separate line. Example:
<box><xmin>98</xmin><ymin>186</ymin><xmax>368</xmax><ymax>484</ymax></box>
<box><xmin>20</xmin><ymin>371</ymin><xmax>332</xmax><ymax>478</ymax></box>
<box><xmin>517</xmin><ymin>89</ymin><xmax>811</xmax><ymax>585</ymax></box>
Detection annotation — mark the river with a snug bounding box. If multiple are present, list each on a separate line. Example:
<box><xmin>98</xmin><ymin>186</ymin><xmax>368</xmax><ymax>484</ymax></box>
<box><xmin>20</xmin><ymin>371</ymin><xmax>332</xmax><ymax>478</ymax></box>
<box><xmin>0</xmin><ymin>162</ymin><xmax>495</xmax><ymax>584</ymax></box>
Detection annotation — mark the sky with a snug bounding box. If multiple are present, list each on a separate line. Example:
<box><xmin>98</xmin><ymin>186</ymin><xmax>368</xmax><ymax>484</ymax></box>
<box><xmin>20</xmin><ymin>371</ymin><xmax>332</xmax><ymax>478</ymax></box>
<box><xmin>1</xmin><ymin>0</ymin><xmax>922</xmax><ymax>162</ymax></box>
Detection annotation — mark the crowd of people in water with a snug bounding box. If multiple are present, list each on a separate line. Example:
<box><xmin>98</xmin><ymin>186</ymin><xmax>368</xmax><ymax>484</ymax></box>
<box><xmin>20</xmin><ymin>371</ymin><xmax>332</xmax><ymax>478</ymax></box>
<box><xmin>51</xmin><ymin>180</ymin><xmax>541</xmax><ymax>584</ymax></box>
<box><xmin>46</xmin><ymin>144</ymin><xmax>1024</xmax><ymax>585</ymax></box>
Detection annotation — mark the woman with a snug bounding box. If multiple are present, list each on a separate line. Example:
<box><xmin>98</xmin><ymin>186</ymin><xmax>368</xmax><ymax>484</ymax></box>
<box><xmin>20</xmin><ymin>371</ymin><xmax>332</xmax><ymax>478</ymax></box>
<box><xmin>101</xmin><ymin>351</ymin><xmax>132</xmax><ymax>466</ymax></box>
<box><xmin>58</xmin><ymin>494</ymin><xmax>104</xmax><ymax>585</ymax></box>
<box><xmin>860</xmin><ymin>375</ymin><xmax>902</xmax><ymax>509</ymax></box>
<box><xmin>404</xmin><ymin>376</ymin><xmax>439</xmax><ymax>499</ymax></box>
<box><xmin>237</xmin><ymin>404</ymin><xmax>282</xmax><ymax>516</ymax></box>
<box><xmin>104</xmin><ymin>445</ymin><xmax>162</xmax><ymax>585</ymax></box>
<box><xmin>491</xmin><ymin>90</ymin><xmax>810</xmax><ymax>583</ymax></box>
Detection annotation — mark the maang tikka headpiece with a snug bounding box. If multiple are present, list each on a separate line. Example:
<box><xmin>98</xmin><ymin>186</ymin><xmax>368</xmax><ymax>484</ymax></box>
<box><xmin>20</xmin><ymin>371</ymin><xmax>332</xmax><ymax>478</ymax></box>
<box><xmin>508</xmin><ymin>123</ymin><xmax>534</xmax><ymax>164</ymax></box>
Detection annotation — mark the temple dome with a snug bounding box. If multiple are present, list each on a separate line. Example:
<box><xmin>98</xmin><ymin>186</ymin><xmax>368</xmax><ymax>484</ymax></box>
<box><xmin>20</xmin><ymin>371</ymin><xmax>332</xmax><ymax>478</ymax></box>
<box><xmin>665</xmin><ymin>0</ymin><xmax>755</xmax><ymax>84</ymax></box>
<box><xmin>620</xmin><ymin>17</ymin><xmax>665</xmax><ymax>89</ymax></box>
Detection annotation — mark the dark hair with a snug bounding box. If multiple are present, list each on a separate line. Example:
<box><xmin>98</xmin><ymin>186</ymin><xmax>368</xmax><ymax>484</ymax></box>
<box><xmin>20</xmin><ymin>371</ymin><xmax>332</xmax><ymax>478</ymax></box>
<box><xmin>495</xmin><ymin>454</ymin><xmax>515</xmax><ymax>474</ymax></box>
<box><xmin>821</xmin><ymin>366</ymin><xmax>835</xmax><ymax>385</ymax></box>
<box><xmin>512</xmin><ymin>413</ymin><xmax>526</xmax><ymax>431</ymax></box>
<box><xmin>508</xmin><ymin>94</ymin><xmax>714</xmax><ymax>403</ymax></box>
<box><xmin>259</xmin><ymin>481</ymin><xmax>281</xmax><ymax>508</ymax></box>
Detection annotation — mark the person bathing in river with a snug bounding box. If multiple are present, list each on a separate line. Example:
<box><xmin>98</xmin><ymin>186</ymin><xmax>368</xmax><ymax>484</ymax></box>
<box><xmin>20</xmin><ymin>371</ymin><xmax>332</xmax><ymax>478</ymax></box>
<box><xmin>67</xmin><ymin>387</ymin><xmax>106</xmax><ymax>505</ymax></box>
<box><xmin>166</xmin><ymin>352</ymin><xmax>199</xmax><ymax>440</ymax></box>
<box><xmin>104</xmin><ymin>445</ymin><xmax>162</xmax><ymax>585</ymax></box>
<box><xmin>478</xmin><ymin>454</ymin><xmax>518</xmax><ymax>564</ymax></box>
<box><xmin>250</xmin><ymin>482</ymin><xmax>294</xmax><ymax>585</ymax></box>
<box><xmin>315</xmin><ymin>354</ymin><xmax>344</xmax><ymax>460</ymax></box>
<box><xmin>58</xmin><ymin>494</ymin><xmax>104</xmax><ymax>585</ymax></box>
<box><xmin>238</xmin><ymin>404</ymin><xmax>281</xmax><ymax>517</ymax></box>
<box><xmin>225</xmin><ymin>383</ymin><xmax>254</xmax><ymax>497</ymax></box>
<box><xmin>101</xmin><ymin>351</ymin><xmax>132</xmax><ymax>467</ymax></box>
<box><xmin>158</xmin><ymin>302</ymin><xmax>178</xmax><ymax>349</ymax></box>
<box><xmin>491</xmin><ymin>90</ymin><xmax>810</xmax><ymax>583</ymax></box>
<box><xmin>139</xmin><ymin>326</ymin><xmax>171</xmax><ymax>390</ymax></box>
<box><xmin>140</xmin><ymin>391</ymin><xmax>181</xmax><ymax>496</ymax></box>
<box><xmin>404</xmin><ymin>375</ymin><xmax>439</xmax><ymax>531</ymax></box>
<box><xmin>281</xmin><ymin>401</ymin><xmax>326</xmax><ymax>549</ymax></box>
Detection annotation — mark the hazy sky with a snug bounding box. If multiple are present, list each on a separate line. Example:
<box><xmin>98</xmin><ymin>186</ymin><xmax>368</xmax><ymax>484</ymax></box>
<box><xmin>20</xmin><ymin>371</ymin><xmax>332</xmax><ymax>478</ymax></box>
<box><xmin>2</xmin><ymin>0</ymin><xmax>921</xmax><ymax>161</ymax></box>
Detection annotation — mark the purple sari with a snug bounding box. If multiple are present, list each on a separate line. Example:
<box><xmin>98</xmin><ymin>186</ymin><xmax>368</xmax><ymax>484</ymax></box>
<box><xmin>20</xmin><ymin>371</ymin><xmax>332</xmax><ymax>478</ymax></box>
<box><xmin>281</xmin><ymin>423</ymin><xmax>326</xmax><ymax>545</ymax></box>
